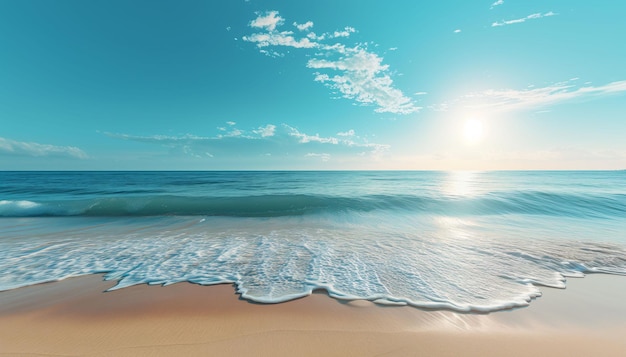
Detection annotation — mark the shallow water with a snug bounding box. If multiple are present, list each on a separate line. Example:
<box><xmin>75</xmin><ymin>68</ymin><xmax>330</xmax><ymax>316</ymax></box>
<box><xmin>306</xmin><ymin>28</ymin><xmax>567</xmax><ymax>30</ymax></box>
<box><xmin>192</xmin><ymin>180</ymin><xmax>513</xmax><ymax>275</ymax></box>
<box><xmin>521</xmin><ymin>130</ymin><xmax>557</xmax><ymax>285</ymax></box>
<box><xmin>1</xmin><ymin>171</ymin><xmax>625</xmax><ymax>312</ymax></box>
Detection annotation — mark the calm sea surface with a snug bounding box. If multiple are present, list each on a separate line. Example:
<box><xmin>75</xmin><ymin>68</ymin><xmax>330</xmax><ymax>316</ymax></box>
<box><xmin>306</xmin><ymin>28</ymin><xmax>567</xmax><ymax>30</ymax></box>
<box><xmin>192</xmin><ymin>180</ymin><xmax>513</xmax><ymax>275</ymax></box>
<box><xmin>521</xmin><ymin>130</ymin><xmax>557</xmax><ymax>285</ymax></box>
<box><xmin>1</xmin><ymin>171</ymin><xmax>625</xmax><ymax>311</ymax></box>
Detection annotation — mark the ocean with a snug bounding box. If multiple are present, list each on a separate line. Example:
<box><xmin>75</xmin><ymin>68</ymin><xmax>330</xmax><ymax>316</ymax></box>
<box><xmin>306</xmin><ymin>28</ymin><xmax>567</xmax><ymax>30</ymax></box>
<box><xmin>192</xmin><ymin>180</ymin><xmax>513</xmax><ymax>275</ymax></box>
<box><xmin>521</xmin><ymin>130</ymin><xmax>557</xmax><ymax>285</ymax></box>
<box><xmin>1</xmin><ymin>171</ymin><xmax>625</xmax><ymax>312</ymax></box>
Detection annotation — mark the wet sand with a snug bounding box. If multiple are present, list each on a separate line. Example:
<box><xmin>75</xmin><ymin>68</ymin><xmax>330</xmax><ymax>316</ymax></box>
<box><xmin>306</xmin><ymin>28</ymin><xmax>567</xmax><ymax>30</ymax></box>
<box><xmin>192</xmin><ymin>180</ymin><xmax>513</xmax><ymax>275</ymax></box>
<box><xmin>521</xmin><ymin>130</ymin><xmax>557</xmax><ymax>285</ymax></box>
<box><xmin>1</xmin><ymin>274</ymin><xmax>625</xmax><ymax>356</ymax></box>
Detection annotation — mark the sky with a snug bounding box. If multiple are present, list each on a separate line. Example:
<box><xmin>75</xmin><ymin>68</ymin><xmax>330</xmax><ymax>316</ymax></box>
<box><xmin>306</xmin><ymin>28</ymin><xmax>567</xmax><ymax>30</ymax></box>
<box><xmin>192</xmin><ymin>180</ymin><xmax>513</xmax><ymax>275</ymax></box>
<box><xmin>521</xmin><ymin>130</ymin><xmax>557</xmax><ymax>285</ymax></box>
<box><xmin>1</xmin><ymin>0</ymin><xmax>625</xmax><ymax>170</ymax></box>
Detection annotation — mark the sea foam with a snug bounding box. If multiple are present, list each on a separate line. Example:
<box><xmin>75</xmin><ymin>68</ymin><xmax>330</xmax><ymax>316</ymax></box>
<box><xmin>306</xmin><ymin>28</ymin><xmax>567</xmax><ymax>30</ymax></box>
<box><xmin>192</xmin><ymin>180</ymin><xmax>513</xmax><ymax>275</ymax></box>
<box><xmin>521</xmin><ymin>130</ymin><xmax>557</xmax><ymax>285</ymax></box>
<box><xmin>1</xmin><ymin>214</ymin><xmax>624</xmax><ymax>312</ymax></box>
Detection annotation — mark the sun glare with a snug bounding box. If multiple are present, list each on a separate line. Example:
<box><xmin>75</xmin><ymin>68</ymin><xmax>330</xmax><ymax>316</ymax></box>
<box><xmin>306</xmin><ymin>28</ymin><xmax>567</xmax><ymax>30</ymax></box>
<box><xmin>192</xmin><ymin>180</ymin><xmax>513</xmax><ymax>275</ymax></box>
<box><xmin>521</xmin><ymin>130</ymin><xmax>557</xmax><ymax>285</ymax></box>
<box><xmin>463</xmin><ymin>118</ymin><xmax>484</xmax><ymax>144</ymax></box>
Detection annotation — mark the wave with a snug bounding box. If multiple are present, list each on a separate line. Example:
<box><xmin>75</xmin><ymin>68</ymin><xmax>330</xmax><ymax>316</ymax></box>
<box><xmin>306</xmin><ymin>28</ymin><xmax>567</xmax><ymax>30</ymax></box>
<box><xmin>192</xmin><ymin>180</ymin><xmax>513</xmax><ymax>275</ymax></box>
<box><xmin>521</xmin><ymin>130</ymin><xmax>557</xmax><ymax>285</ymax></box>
<box><xmin>1</xmin><ymin>191</ymin><xmax>624</xmax><ymax>218</ymax></box>
<box><xmin>1</xmin><ymin>215</ymin><xmax>625</xmax><ymax>313</ymax></box>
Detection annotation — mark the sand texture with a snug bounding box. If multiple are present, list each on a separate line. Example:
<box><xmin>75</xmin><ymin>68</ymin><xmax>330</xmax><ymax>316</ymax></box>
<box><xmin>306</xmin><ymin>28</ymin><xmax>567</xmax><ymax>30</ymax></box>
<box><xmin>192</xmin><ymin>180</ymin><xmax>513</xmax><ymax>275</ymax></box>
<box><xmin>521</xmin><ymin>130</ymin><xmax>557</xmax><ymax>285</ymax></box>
<box><xmin>1</xmin><ymin>274</ymin><xmax>626</xmax><ymax>356</ymax></box>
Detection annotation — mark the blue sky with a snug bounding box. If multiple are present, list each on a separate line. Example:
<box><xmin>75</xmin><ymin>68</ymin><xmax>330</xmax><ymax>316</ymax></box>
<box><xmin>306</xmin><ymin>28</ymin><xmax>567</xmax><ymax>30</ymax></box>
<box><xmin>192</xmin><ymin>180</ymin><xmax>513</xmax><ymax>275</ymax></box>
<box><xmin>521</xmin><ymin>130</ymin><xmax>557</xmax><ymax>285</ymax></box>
<box><xmin>1</xmin><ymin>0</ymin><xmax>625</xmax><ymax>170</ymax></box>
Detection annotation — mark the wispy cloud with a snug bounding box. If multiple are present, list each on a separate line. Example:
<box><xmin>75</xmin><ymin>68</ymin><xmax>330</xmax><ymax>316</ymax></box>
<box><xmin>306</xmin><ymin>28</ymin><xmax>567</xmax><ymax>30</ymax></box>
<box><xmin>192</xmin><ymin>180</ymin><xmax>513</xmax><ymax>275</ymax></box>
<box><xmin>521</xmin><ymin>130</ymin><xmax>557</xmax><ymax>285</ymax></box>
<box><xmin>0</xmin><ymin>137</ymin><xmax>87</xmax><ymax>159</ymax></box>
<box><xmin>490</xmin><ymin>0</ymin><xmax>504</xmax><ymax>9</ymax></box>
<box><xmin>459</xmin><ymin>79</ymin><xmax>626</xmax><ymax>112</ymax></box>
<box><xmin>243</xmin><ymin>11</ymin><xmax>418</xmax><ymax>115</ymax></box>
<box><xmin>337</xmin><ymin>129</ymin><xmax>355</xmax><ymax>137</ymax></box>
<box><xmin>453</xmin><ymin>29</ymin><xmax>461</xmax><ymax>33</ymax></box>
<box><xmin>106</xmin><ymin>123</ymin><xmax>388</xmax><ymax>160</ymax></box>
<box><xmin>305</xmin><ymin>152</ymin><xmax>331</xmax><ymax>161</ymax></box>
<box><xmin>492</xmin><ymin>12</ymin><xmax>556</xmax><ymax>27</ymax></box>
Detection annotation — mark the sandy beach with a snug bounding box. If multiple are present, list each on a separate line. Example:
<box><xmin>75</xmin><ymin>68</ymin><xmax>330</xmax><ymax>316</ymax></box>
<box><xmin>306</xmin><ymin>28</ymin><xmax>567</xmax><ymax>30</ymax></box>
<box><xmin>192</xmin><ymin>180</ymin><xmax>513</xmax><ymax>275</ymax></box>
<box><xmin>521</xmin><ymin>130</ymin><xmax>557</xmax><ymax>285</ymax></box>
<box><xmin>1</xmin><ymin>274</ymin><xmax>625</xmax><ymax>356</ymax></box>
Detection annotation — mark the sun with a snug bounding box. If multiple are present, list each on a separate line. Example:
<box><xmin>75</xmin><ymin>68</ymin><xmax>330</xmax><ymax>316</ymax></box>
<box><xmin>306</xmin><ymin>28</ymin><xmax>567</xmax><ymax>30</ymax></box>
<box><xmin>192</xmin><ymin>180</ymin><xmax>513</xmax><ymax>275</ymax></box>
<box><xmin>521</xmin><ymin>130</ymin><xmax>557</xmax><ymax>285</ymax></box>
<box><xmin>463</xmin><ymin>118</ymin><xmax>484</xmax><ymax>144</ymax></box>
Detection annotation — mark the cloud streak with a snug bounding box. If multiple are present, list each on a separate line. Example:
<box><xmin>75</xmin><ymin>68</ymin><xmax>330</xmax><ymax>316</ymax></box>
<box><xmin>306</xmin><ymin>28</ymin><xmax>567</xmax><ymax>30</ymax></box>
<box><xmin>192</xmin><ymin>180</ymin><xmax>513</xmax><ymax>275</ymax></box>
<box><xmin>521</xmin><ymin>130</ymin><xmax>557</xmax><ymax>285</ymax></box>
<box><xmin>0</xmin><ymin>137</ymin><xmax>87</xmax><ymax>159</ymax></box>
<box><xmin>492</xmin><ymin>12</ymin><xmax>556</xmax><ymax>27</ymax></box>
<box><xmin>243</xmin><ymin>11</ymin><xmax>418</xmax><ymax>115</ymax></box>
<box><xmin>460</xmin><ymin>80</ymin><xmax>626</xmax><ymax>112</ymax></box>
<box><xmin>106</xmin><ymin>123</ymin><xmax>388</xmax><ymax>161</ymax></box>
<box><xmin>490</xmin><ymin>0</ymin><xmax>504</xmax><ymax>9</ymax></box>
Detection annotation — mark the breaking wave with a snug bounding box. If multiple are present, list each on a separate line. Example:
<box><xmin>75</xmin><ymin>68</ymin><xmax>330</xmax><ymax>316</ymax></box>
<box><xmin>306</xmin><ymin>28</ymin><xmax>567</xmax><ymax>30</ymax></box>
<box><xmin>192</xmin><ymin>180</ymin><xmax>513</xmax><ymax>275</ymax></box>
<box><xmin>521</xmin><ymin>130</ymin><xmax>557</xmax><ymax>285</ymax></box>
<box><xmin>1</xmin><ymin>191</ymin><xmax>624</xmax><ymax>218</ymax></box>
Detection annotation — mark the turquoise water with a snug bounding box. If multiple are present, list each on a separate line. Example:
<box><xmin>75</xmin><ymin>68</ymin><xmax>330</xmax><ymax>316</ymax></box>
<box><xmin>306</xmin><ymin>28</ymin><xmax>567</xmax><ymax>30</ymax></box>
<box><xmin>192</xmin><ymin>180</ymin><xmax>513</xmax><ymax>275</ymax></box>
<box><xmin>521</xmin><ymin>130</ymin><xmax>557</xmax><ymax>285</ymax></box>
<box><xmin>1</xmin><ymin>171</ymin><xmax>625</xmax><ymax>312</ymax></box>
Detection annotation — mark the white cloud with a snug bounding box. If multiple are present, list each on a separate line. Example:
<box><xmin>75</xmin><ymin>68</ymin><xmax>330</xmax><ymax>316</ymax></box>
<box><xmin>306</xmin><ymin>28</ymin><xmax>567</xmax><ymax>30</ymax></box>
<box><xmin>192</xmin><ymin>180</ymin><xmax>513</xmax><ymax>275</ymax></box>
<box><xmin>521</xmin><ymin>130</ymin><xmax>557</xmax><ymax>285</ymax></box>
<box><xmin>106</xmin><ymin>123</ymin><xmax>388</xmax><ymax>160</ymax></box>
<box><xmin>308</xmin><ymin>46</ymin><xmax>418</xmax><ymax>114</ymax></box>
<box><xmin>306</xmin><ymin>32</ymin><xmax>326</xmax><ymax>41</ymax></box>
<box><xmin>460</xmin><ymin>79</ymin><xmax>626</xmax><ymax>112</ymax></box>
<box><xmin>243</xmin><ymin>11</ymin><xmax>418</xmax><ymax>115</ymax></box>
<box><xmin>223</xmin><ymin>128</ymin><xmax>242</xmax><ymax>137</ymax></box>
<box><xmin>294</xmin><ymin>21</ymin><xmax>313</xmax><ymax>31</ymax></box>
<box><xmin>259</xmin><ymin>49</ymin><xmax>284</xmax><ymax>57</ymax></box>
<box><xmin>308</xmin><ymin>48</ymin><xmax>388</xmax><ymax>73</ymax></box>
<box><xmin>226</xmin><ymin>121</ymin><xmax>236</xmax><ymax>126</ymax></box>
<box><xmin>490</xmin><ymin>0</ymin><xmax>504</xmax><ymax>9</ymax></box>
<box><xmin>305</xmin><ymin>152</ymin><xmax>331</xmax><ymax>161</ymax></box>
<box><xmin>337</xmin><ymin>129</ymin><xmax>355</xmax><ymax>137</ymax></box>
<box><xmin>243</xmin><ymin>32</ymin><xmax>317</xmax><ymax>51</ymax></box>
<box><xmin>492</xmin><ymin>12</ymin><xmax>556</xmax><ymax>27</ymax></box>
<box><xmin>454</xmin><ymin>29</ymin><xmax>461</xmax><ymax>33</ymax></box>
<box><xmin>253</xmin><ymin>124</ymin><xmax>276</xmax><ymax>137</ymax></box>
<box><xmin>0</xmin><ymin>137</ymin><xmax>87</xmax><ymax>159</ymax></box>
<box><xmin>286</xmin><ymin>126</ymin><xmax>339</xmax><ymax>144</ymax></box>
<box><xmin>249</xmin><ymin>10</ymin><xmax>283</xmax><ymax>32</ymax></box>
<box><xmin>332</xmin><ymin>26</ymin><xmax>356</xmax><ymax>38</ymax></box>
<box><xmin>414</xmin><ymin>91</ymin><xmax>428</xmax><ymax>96</ymax></box>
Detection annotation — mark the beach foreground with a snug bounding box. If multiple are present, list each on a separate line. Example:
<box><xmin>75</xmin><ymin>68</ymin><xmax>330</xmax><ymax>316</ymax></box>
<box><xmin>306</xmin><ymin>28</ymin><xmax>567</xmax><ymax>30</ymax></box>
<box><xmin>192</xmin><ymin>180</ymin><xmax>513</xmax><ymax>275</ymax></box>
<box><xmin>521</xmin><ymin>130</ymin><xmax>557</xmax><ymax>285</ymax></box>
<box><xmin>1</xmin><ymin>274</ymin><xmax>625</xmax><ymax>357</ymax></box>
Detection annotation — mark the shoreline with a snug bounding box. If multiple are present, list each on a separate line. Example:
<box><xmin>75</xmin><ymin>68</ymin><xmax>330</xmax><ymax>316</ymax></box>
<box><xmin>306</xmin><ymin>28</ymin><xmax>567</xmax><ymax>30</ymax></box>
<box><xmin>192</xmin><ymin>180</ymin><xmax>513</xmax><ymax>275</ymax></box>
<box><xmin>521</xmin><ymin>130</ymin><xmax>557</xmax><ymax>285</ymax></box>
<box><xmin>1</xmin><ymin>274</ymin><xmax>626</xmax><ymax>356</ymax></box>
